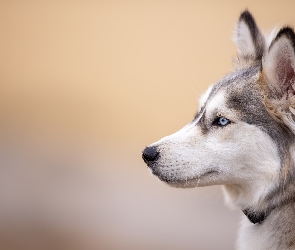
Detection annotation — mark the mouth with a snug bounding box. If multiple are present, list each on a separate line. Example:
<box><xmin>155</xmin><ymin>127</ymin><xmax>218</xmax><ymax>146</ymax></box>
<box><xmin>200</xmin><ymin>170</ymin><xmax>219</xmax><ymax>177</ymax></box>
<box><xmin>148</xmin><ymin>164</ymin><xmax>220</xmax><ymax>188</ymax></box>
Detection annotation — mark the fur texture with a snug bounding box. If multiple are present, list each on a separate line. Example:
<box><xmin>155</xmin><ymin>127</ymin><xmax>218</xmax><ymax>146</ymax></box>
<box><xmin>142</xmin><ymin>10</ymin><xmax>295</xmax><ymax>250</ymax></box>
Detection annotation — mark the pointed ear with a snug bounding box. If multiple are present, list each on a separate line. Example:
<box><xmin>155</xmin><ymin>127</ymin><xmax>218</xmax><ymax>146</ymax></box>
<box><xmin>233</xmin><ymin>10</ymin><xmax>265</xmax><ymax>60</ymax></box>
<box><xmin>262</xmin><ymin>27</ymin><xmax>295</xmax><ymax>99</ymax></box>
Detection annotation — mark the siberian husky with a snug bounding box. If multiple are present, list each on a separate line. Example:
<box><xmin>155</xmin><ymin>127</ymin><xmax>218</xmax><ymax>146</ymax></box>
<box><xmin>142</xmin><ymin>10</ymin><xmax>295</xmax><ymax>250</ymax></box>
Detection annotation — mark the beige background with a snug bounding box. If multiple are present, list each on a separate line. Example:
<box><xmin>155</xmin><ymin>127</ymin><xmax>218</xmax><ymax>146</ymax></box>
<box><xmin>0</xmin><ymin>1</ymin><xmax>295</xmax><ymax>249</ymax></box>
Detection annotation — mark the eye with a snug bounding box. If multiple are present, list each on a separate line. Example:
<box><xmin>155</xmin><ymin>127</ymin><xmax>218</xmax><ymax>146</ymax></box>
<box><xmin>212</xmin><ymin>117</ymin><xmax>231</xmax><ymax>127</ymax></box>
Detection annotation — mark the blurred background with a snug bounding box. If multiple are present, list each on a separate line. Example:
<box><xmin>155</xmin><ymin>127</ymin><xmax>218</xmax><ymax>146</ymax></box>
<box><xmin>0</xmin><ymin>1</ymin><xmax>295</xmax><ymax>249</ymax></box>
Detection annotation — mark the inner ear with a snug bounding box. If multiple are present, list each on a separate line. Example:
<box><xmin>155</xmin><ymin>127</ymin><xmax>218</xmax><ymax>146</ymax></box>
<box><xmin>277</xmin><ymin>54</ymin><xmax>295</xmax><ymax>94</ymax></box>
<box><xmin>262</xmin><ymin>27</ymin><xmax>295</xmax><ymax>98</ymax></box>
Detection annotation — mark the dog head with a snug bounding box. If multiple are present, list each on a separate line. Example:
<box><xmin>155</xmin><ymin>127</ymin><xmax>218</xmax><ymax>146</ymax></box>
<box><xmin>142</xmin><ymin>10</ymin><xmax>295</xmax><ymax>210</ymax></box>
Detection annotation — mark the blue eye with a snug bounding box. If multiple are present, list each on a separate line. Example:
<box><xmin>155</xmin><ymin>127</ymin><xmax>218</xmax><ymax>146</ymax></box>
<box><xmin>213</xmin><ymin>117</ymin><xmax>231</xmax><ymax>127</ymax></box>
<box><xmin>219</xmin><ymin>117</ymin><xmax>229</xmax><ymax>126</ymax></box>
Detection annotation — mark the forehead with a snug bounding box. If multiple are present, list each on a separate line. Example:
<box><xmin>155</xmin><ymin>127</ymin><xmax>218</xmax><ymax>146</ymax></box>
<box><xmin>201</xmin><ymin>65</ymin><xmax>261</xmax><ymax>113</ymax></box>
<box><xmin>205</xmin><ymin>90</ymin><xmax>227</xmax><ymax>115</ymax></box>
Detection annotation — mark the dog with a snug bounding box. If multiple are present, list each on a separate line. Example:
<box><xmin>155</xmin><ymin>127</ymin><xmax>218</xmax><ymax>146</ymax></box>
<box><xmin>142</xmin><ymin>10</ymin><xmax>295</xmax><ymax>250</ymax></box>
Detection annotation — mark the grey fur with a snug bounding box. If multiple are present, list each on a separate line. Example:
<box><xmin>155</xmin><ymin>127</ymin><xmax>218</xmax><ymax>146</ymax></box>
<box><xmin>142</xmin><ymin>10</ymin><xmax>295</xmax><ymax>249</ymax></box>
<box><xmin>238</xmin><ymin>10</ymin><xmax>265</xmax><ymax>60</ymax></box>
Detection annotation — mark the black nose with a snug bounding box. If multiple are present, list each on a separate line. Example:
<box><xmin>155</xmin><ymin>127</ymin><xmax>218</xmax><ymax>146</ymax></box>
<box><xmin>142</xmin><ymin>146</ymin><xmax>159</xmax><ymax>163</ymax></box>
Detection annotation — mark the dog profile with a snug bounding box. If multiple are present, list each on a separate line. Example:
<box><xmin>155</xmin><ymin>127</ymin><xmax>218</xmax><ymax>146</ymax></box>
<box><xmin>142</xmin><ymin>10</ymin><xmax>295</xmax><ymax>250</ymax></box>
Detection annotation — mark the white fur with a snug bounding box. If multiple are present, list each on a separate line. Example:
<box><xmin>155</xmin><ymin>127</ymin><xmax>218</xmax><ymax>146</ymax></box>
<box><xmin>148</xmin><ymin>83</ymin><xmax>284</xmax><ymax>249</ymax></box>
<box><xmin>233</xmin><ymin>20</ymin><xmax>256</xmax><ymax>56</ymax></box>
<box><xmin>265</xmin><ymin>27</ymin><xmax>279</xmax><ymax>49</ymax></box>
<box><xmin>198</xmin><ymin>85</ymin><xmax>213</xmax><ymax>110</ymax></box>
<box><xmin>144</xmin><ymin>11</ymin><xmax>295</xmax><ymax>250</ymax></box>
<box><xmin>151</xmin><ymin>90</ymin><xmax>281</xmax><ymax>207</ymax></box>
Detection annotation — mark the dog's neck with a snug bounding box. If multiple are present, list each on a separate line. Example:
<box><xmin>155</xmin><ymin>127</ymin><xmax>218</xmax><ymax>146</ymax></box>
<box><xmin>242</xmin><ymin>175</ymin><xmax>295</xmax><ymax>224</ymax></box>
<box><xmin>238</xmin><ymin>199</ymin><xmax>295</xmax><ymax>250</ymax></box>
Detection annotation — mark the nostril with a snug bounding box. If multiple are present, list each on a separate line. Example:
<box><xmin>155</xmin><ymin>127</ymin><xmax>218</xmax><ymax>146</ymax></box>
<box><xmin>142</xmin><ymin>146</ymin><xmax>159</xmax><ymax>163</ymax></box>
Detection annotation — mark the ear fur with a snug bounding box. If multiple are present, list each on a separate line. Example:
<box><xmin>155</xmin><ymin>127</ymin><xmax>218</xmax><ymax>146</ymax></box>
<box><xmin>233</xmin><ymin>10</ymin><xmax>265</xmax><ymax>63</ymax></box>
<box><xmin>262</xmin><ymin>27</ymin><xmax>295</xmax><ymax>99</ymax></box>
<box><xmin>262</xmin><ymin>27</ymin><xmax>295</xmax><ymax>133</ymax></box>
